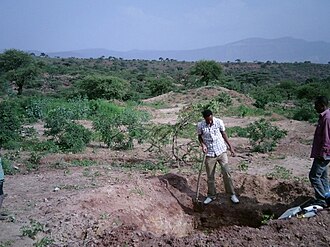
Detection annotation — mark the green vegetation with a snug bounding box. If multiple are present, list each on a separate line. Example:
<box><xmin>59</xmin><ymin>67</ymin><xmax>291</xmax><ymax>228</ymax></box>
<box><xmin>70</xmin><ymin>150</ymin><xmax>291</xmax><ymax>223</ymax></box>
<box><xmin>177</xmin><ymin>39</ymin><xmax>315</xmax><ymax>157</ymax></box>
<box><xmin>246</xmin><ymin>119</ymin><xmax>287</xmax><ymax>153</ymax></box>
<box><xmin>267</xmin><ymin>165</ymin><xmax>293</xmax><ymax>179</ymax></box>
<box><xmin>227</xmin><ymin>119</ymin><xmax>287</xmax><ymax>153</ymax></box>
<box><xmin>20</xmin><ymin>220</ymin><xmax>54</xmax><ymax>247</ymax></box>
<box><xmin>0</xmin><ymin>49</ymin><xmax>41</xmax><ymax>95</ymax></box>
<box><xmin>20</xmin><ymin>220</ymin><xmax>44</xmax><ymax>239</ymax></box>
<box><xmin>261</xmin><ymin>212</ymin><xmax>275</xmax><ymax>225</ymax></box>
<box><xmin>190</xmin><ymin>60</ymin><xmax>223</xmax><ymax>86</ymax></box>
<box><xmin>0</xmin><ymin>49</ymin><xmax>329</xmax><ymax>172</ymax></box>
<box><xmin>0</xmin><ymin>240</ymin><xmax>14</xmax><ymax>247</ymax></box>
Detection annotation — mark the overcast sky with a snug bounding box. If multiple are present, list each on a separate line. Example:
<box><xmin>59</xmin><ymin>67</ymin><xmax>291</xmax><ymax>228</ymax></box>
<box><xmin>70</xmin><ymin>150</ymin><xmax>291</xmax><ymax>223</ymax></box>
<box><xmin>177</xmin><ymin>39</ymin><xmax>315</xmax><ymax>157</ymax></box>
<box><xmin>1</xmin><ymin>0</ymin><xmax>329</xmax><ymax>52</ymax></box>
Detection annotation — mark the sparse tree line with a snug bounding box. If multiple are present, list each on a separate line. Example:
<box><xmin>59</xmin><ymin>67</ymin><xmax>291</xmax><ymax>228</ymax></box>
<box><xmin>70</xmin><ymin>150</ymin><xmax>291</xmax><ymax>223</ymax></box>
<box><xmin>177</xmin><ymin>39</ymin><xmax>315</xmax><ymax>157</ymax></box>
<box><xmin>0</xmin><ymin>49</ymin><xmax>329</xmax><ymax>172</ymax></box>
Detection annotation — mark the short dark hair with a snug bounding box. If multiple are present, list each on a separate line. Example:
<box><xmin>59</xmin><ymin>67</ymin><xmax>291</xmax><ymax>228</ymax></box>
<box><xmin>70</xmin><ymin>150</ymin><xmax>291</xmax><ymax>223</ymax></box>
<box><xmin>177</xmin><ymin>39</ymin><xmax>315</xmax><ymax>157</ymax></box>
<box><xmin>315</xmin><ymin>96</ymin><xmax>329</xmax><ymax>107</ymax></box>
<box><xmin>202</xmin><ymin>109</ymin><xmax>213</xmax><ymax>118</ymax></box>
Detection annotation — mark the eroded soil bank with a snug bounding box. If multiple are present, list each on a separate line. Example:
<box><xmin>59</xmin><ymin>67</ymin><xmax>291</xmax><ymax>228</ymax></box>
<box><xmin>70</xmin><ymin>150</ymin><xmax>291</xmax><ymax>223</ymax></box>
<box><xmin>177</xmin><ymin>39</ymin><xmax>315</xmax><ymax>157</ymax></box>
<box><xmin>2</xmin><ymin>166</ymin><xmax>328</xmax><ymax>247</ymax></box>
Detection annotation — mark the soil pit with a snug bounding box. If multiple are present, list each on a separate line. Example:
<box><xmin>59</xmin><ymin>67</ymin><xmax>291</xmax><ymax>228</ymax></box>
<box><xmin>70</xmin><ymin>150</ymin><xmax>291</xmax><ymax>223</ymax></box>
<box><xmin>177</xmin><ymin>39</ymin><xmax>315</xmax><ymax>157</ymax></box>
<box><xmin>159</xmin><ymin>173</ymin><xmax>312</xmax><ymax>231</ymax></box>
<box><xmin>89</xmin><ymin>173</ymin><xmax>325</xmax><ymax>247</ymax></box>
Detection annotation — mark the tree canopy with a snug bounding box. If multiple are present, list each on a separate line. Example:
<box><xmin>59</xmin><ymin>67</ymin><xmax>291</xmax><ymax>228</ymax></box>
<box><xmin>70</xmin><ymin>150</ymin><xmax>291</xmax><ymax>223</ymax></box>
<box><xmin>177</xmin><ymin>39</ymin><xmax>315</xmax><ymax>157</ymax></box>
<box><xmin>190</xmin><ymin>60</ymin><xmax>223</xmax><ymax>86</ymax></box>
<box><xmin>0</xmin><ymin>49</ymin><xmax>40</xmax><ymax>95</ymax></box>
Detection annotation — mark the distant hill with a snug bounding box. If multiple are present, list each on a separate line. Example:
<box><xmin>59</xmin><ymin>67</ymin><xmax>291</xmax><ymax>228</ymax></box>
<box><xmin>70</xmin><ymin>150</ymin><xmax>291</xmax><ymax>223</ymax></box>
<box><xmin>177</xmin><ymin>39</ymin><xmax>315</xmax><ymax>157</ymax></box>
<box><xmin>3</xmin><ymin>37</ymin><xmax>330</xmax><ymax>64</ymax></box>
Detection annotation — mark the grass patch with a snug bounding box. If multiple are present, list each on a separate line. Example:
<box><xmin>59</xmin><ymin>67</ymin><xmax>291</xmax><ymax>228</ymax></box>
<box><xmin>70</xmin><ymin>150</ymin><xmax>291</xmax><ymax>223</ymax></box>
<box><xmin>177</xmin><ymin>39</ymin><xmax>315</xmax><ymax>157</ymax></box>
<box><xmin>237</xmin><ymin>161</ymin><xmax>249</xmax><ymax>171</ymax></box>
<box><xmin>141</xmin><ymin>100</ymin><xmax>170</xmax><ymax>109</ymax></box>
<box><xmin>266</xmin><ymin>165</ymin><xmax>292</xmax><ymax>179</ymax></box>
<box><xmin>112</xmin><ymin>161</ymin><xmax>169</xmax><ymax>174</ymax></box>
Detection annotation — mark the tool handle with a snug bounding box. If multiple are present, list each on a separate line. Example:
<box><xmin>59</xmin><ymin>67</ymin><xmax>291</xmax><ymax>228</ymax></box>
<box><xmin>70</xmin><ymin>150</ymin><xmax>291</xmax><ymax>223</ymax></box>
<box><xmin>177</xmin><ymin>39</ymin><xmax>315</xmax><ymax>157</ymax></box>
<box><xmin>195</xmin><ymin>153</ymin><xmax>206</xmax><ymax>200</ymax></box>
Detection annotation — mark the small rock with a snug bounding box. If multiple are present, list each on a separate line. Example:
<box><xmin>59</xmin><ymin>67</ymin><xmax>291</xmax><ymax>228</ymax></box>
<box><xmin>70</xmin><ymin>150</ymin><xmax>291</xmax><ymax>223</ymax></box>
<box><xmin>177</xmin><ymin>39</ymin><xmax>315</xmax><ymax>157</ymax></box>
<box><xmin>54</xmin><ymin>187</ymin><xmax>60</xmax><ymax>192</ymax></box>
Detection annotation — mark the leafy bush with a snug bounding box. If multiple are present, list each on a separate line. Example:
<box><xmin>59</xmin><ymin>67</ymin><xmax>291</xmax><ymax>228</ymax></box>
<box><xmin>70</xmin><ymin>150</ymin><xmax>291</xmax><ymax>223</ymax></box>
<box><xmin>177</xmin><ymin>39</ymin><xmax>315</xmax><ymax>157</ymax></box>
<box><xmin>24</xmin><ymin>97</ymin><xmax>47</xmax><ymax>121</ymax></box>
<box><xmin>0</xmin><ymin>157</ymin><xmax>16</xmax><ymax>175</ymax></box>
<box><xmin>292</xmin><ymin>102</ymin><xmax>318</xmax><ymax>122</ymax></box>
<box><xmin>44</xmin><ymin>107</ymin><xmax>73</xmax><ymax>137</ymax></box>
<box><xmin>0</xmin><ymin>100</ymin><xmax>23</xmax><ymax>149</ymax></box>
<box><xmin>78</xmin><ymin>75</ymin><xmax>131</xmax><ymax>100</ymax></box>
<box><xmin>246</xmin><ymin>119</ymin><xmax>287</xmax><ymax>153</ymax></box>
<box><xmin>194</xmin><ymin>91</ymin><xmax>233</xmax><ymax>116</ymax></box>
<box><xmin>42</xmin><ymin>102</ymin><xmax>92</xmax><ymax>152</ymax></box>
<box><xmin>214</xmin><ymin>92</ymin><xmax>232</xmax><ymax>106</ymax></box>
<box><xmin>57</xmin><ymin>123</ymin><xmax>92</xmax><ymax>153</ymax></box>
<box><xmin>147</xmin><ymin>77</ymin><xmax>173</xmax><ymax>97</ymax></box>
<box><xmin>93</xmin><ymin>103</ymin><xmax>149</xmax><ymax>149</ymax></box>
<box><xmin>251</xmin><ymin>87</ymin><xmax>283</xmax><ymax>109</ymax></box>
<box><xmin>22</xmin><ymin>140</ymin><xmax>60</xmax><ymax>153</ymax></box>
<box><xmin>226</xmin><ymin>126</ymin><xmax>249</xmax><ymax>138</ymax></box>
<box><xmin>25</xmin><ymin>96</ymin><xmax>91</xmax><ymax>122</ymax></box>
<box><xmin>26</xmin><ymin>152</ymin><xmax>42</xmax><ymax>171</ymax></box>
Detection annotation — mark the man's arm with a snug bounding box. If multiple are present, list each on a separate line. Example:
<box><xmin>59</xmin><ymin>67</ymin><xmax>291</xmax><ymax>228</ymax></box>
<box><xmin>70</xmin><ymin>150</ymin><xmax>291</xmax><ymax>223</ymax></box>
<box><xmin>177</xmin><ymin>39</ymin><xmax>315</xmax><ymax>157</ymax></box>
<box><xmin>220</xmin><ymin>131</ymin><xmax>236</xmax><ymax>156</ymax></box>
<box><xmin>321</xmin><ymin>117</ymin><xmax>330</xmax><ymax>157</ymax></box>
<box><xmin>198</xmin><ymin>134</ymin><xmax>207</xmax><ymax>153</ymax></box>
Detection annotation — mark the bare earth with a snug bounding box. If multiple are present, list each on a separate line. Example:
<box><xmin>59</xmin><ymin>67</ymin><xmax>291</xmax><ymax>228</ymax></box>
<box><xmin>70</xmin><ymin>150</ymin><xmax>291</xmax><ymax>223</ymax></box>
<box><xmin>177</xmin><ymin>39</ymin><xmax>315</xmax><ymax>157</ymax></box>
<box><xmin>1</xmin><ymin>87</ymin><xmax>329</xmax><ymax>247</ymax></box>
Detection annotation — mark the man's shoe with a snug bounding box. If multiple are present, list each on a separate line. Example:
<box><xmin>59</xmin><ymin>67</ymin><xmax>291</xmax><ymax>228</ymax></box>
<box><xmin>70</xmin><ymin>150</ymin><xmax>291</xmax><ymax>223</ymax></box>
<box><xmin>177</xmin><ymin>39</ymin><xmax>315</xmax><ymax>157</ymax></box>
<box><xmin>203</xmin><ymin>197</ymin><xmax>214</xmax><ymax>205</ymax></box>
<box><xmin>230</xmin><ymin>194</ymin><xmax>239</xmax><ymax>204</ymax></box>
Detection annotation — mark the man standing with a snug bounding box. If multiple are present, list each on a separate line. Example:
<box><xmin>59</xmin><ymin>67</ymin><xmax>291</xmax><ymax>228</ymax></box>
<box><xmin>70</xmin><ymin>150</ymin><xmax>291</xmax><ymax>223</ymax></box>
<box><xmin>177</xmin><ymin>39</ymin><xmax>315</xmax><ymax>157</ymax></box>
<box><xmin>309</xmin><ymin>96</ymin><xmax>330</xmax><ymax>207</ymax></box>
<box><xmin>197</xmin><ymin>109</ymin><xmax>239</xmax><ymax>204</ymax></box>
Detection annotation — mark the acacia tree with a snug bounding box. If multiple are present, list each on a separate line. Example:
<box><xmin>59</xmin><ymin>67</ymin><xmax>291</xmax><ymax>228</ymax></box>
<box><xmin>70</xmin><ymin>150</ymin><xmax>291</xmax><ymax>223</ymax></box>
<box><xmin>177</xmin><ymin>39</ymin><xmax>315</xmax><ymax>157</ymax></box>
<box><xmin>190</xmin><ymin>60</ymin><xmax>223</xmax><ymax>86</ymax></box>
<box><xmin>0</xmin><ymin>49</ymin><xmax>39</xmax><ymax>95</ymax></box>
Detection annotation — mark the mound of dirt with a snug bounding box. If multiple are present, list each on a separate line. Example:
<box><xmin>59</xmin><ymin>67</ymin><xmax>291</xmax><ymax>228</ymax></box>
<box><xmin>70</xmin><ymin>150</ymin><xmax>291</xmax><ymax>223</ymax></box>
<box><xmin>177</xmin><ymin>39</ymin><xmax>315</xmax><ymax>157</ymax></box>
<box><xmin>143</xmin><ymin>86</ymin><xmax>255</xmax><ymax>107</ymax></box>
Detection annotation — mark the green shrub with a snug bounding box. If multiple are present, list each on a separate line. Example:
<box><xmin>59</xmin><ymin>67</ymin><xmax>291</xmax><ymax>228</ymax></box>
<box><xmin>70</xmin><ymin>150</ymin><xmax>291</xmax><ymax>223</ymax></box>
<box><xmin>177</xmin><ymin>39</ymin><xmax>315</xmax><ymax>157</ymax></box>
<box><xmin>0</xmin><ymin>100</ymin><xmax>23</xmax><ymax>148</ymax></box>
<box><xmin>93</xmin><ymin>104</ymin><xmax>149</xmax><ymax>149</ymax></box>
<box><xmin>44</xmin><ymin>107</ymin><xmax>75</xmax><ymax>136</ymax></box>
<box><xmin>214</xmin><ymin>92</ymin><xmax>232</xmax><ymax>106</ymax></box>
<box><xmin>26</xmin><ymin>152</ymin><xmax>42</xmax><ymax>171</ymax></box>
<box><xmin>247</xmin><ymin>119</ymin><xmax>287</xmax><ymax>153</ymax></box>
<box><xmin>292</xmin><ymin>102</ymin><xmax>318</xmax><ymax>122</ymax></box>
<box><xmin>57</xmin><ymin>123</ymin><xmax>92</xmax><ymax>153</ymax></box>
<box><xmin>23</xmin><ymin>140</ymin><xmax>60</xmax><ymax>153</ymax></box>
<box><xmin>78</xmin><ymin>75</ymin><xmax>131</xmax><ymax>100</ymax></box>
<box><xmin>147</xmin><ymin>77</ymin><xmax>173</xmax><ymax>97</ymax></box>
<box><xmin>24</xmin><ymin>97</ymin><xmax>46</xmax><ymax>121</ymax></box>
<box><xmin>1</xmin><ymin>157</ymin><xmax>16</xmax><ymax>175</ymax></box>
<box><xmin>226</xmin><ymin>126</ymin><xmax>249</xmax><ymax>138</ymax></box>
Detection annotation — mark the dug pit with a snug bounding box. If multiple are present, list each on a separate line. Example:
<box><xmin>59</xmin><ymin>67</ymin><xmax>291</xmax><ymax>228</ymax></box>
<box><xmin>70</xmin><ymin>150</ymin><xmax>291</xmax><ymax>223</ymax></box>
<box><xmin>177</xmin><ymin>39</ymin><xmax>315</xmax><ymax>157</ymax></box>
<box><xmin>155</xmin><ymin>173</ymin><xmax>312</xmax><ymax>233</ymax></box>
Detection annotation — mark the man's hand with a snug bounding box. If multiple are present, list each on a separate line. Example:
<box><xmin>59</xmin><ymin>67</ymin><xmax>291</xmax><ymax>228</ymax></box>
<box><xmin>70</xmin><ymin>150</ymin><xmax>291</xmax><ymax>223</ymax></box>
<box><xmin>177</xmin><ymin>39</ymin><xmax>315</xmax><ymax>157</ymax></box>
<box><xmin>201</xmin><ymin>144</ymin><xmax>207</xmax><ymax>153</ymax></box>
<box><xmin>229</xmin><ymin>147</ymin><xmax>236</xmax><ymax>157</ymax></box>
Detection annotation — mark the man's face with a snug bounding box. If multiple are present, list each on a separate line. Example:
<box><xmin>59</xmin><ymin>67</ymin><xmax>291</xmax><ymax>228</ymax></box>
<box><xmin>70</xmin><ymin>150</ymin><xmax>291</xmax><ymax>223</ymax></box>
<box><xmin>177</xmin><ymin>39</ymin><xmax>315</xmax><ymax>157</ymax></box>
<box><xmin>204</xmin><ymin>115</ymin><xmax>213</xmax><ymax>125</ymax></box>
<box><xmin>314</xmin><ymin>102</ymin><xmax>326</xmax><ymax>114</ymax></box>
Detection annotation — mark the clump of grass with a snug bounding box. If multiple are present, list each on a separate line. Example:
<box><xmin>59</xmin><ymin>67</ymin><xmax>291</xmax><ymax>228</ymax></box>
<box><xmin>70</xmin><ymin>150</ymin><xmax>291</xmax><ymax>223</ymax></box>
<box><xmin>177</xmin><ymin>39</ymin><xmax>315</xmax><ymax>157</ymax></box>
<box><xmin>238</xmin><ymin>161</ymin><xmax>249</xmax><ymax>171</ymax></box>
<box><xmin>20</xmin><ymin>220</ymin><xmax>44</xmax><ymax>240</ymax></box>
<box><xmin>266</xmin><ymin>165</ymin><xmax>292</xmax><ymax>179</ymax></box>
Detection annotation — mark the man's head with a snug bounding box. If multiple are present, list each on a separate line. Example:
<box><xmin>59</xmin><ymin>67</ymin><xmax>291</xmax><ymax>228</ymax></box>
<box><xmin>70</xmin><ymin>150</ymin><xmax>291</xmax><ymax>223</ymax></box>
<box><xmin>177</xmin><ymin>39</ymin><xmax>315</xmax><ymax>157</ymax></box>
<box><xmin>202</xmin><ymin>109</ymin><xmax>213</xmax><ymax>124</ymax></box>
<box><xmin>314</xmin><ymin>96</ymin><xmax>329</xmax><ymax>113</ymax></box>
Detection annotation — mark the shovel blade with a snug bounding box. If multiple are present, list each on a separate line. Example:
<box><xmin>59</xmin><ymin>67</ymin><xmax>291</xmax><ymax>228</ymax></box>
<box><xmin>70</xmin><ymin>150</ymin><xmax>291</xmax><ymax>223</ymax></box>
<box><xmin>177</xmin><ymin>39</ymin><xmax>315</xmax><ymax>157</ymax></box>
<box><xmin>192</xmin><ymin>198</ymin><xmax>204</xmax><ymax>212</ymax></box>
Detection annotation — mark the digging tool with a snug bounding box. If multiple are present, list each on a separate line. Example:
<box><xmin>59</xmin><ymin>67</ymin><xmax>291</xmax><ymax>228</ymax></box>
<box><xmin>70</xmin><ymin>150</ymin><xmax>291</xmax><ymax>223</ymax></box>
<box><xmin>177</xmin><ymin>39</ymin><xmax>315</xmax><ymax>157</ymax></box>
<box><xmin>193</xmin><ymin>153</ymin><xmax>206</xmax><ymax>210</ymax></box>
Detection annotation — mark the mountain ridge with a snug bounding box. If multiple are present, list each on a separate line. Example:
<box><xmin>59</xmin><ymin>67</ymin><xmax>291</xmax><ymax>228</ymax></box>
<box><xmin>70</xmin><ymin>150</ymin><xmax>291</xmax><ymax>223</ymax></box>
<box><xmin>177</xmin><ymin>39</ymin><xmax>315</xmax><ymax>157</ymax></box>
<box><xmin>3</xmin><ymin>37</ymin><xmax>330</xmax><ymax>64</ymax></box>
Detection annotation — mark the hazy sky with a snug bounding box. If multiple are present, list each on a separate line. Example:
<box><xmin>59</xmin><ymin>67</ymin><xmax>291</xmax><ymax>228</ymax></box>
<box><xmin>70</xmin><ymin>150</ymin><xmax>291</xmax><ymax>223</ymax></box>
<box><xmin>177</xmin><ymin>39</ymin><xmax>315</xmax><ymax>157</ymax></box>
<box><xmin>1</xmin><ymin>0</ymin><xmax>329</xmax><ymax>52</ymax></box>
